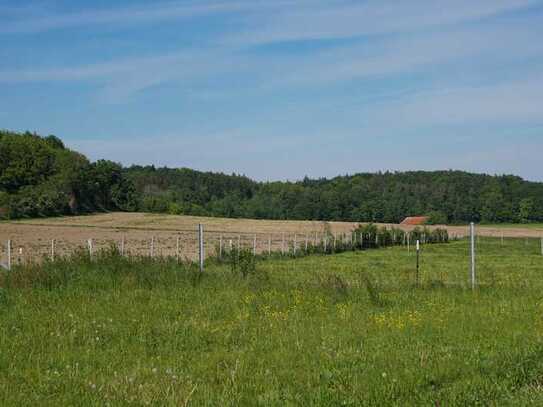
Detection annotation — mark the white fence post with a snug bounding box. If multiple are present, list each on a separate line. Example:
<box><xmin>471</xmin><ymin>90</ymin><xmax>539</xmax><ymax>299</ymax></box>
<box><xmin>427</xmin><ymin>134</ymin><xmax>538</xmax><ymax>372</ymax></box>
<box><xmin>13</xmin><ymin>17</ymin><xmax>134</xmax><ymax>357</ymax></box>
<box><xmin>268</xmin><ymin>235</ymin><xmax>272</xmax><ymax>256</ymax></box>
<box><xmin>305</xmin><ymin>234</ymin><xmax>309</xmax><ymax>252</ymax></box>
<box><xmin>176</xmin><ymin>236</ymin><xmax>180</xmax><ymax>263</ymax></box>
<box><xmin>120</xmin><ymin>236</ymin><xmax>125</xmax><ymax>257</ymax></box>
<box><xmin>51</xmin><ymin>239</ymin><xmax>55</xmax><ymax>262</ymax></box>
<box><xmin>150</xmin><ymin>236</ymin><xmax>155</xmax><ymax>258</ymax></box>
<box><xmin>540</xmin><ymin>236</ymin><xmax>543</xmax><ymax>256</ymax></box>
<box><xmin>416</xmin><ymin>240</ymin><xmax>420</xmax><ymax>285</ymax></box>
<box><xmin>7</xmin><ymin>239</ymin><xmax>11</xmax><ymax>271</ymax></box>
<box><xmin>253</xmin><ymin>234</ymin><xmax>257</xmax><ymax>256</ymax></box>
<box><xmin>87</xmin><ymin>239</ymin><xmax>93</xmax><ymax>259</ymax></box>
<box><xmin>470</xmin><ymin>222</ymin><xmax>476</xmax><ymax>290</ymax></box>
<box><xmin>281</xmin><ymin>233</ymin><xmax>285</xmax><ymax>255</ymax></box>
<box><xmin>294</xmin><ymin>234</ymin><xmax>297</xmax><ymax>255</ymax></box>
<box><xmin>198</xmin><ymin>224</ymin><xmax>204</xmax><ymax>272</ymax></box>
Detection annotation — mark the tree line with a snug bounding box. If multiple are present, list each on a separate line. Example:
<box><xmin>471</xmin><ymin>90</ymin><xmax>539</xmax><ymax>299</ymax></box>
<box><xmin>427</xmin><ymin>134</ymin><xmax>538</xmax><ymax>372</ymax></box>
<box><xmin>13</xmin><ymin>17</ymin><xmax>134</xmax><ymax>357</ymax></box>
<box><xmin>1</xmin><ymin>130</ymin><xmax>542</xmax><ymax>224</ymax></box>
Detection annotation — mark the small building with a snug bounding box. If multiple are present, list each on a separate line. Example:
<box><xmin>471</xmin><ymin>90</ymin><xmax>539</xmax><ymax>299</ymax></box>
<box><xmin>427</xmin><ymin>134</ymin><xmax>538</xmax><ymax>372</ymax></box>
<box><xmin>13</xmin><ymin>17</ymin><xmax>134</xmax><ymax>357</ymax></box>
<box><xmin>400</xmin><ymin>216</ymin><xmax>428</xmax><ymax>226</ymax></box>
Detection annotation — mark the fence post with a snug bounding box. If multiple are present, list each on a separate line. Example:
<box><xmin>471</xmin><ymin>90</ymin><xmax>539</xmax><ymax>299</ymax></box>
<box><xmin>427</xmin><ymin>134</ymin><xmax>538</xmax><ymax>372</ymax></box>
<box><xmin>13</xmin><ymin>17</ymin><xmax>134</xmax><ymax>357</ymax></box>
<box><xmin>219</xmin><ymin>235</ymin><xmax>223</xmax><ymax>259</ymax></box>
<box><xmin>294</xmin><ymin>234</ymin><xmax>297</xmax><ymax>255</ymax></box>
<box><xmin>120</xmin><ymin>236</ymin><xmax>125</xmax><ymax>257</ymax></box>
<box><xmin>470</xmin><ymin>222</ymin><xmax>476</xmax><ymax>290</ymax></box>
<box><xmin>51</xmin><ymin>239</ymin><xmax>55</xmax><ymax>262</ymax></box>
<box><xmin>7</xmin><ymin>240</ymin><xmax>11</xmax><ymax>271</ymax></box>
<box><xmin>268</xmin><ymin>235</ymin><xmax>272</xmax><ymax>256</ymax></box>
<box><xmin>176</xmin><ymin>236</ymin><xmax>180</xmax><ymax>263</ymax></box>
<box><xmin>501</xmin><ymin>231</ymin><xmax>504</xmax><ymax>246</ymax></box>
<box><xmin>540</xmin><ymin>236</ymin><xmax>543</xmax><ymax>256</ymax></box>
<box><xmin>253</xmin><ymin>234</ymin><xmax>257</xmax><ymax>256</ymax></box>
<box><xmin>150</xmin><ymin>236</ymin><xmax>155</xmax><ymax>258</ymax></box>
<box><xmin>87</xmin><ymin>239</ymin><xmax>93</xmax><ymax>259</ymax></box>
<box><xmin>281</xmin><ymin>233</ymin><xmax>285</xmax><ymax>256</ymax></box>
<box><xmin>198</xmin><ymin>224</ymin><xmax>204</xmax><ymax>273</ymax></box>
<box><xmin>305</xmin><ymin>234</ymin><xmax>309</xmax><ymax>252</ymax></box>
<box><xmin>416</xmin><ymin>240</ymin><xmax>420</xmax><ymax>286</ymax></box>
<box><xmin>407</xmin><ymin>233</ymin><xmax>410</xmax><ymax>254</ymax></box>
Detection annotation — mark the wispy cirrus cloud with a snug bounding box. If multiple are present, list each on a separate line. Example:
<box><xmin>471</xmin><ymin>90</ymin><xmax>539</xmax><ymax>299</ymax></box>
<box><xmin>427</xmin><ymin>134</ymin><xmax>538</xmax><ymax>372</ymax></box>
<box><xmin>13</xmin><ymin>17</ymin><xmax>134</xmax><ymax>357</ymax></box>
<box><xmin>1</xmin><ymin>11</ymin><xmax>542</xmax><ymax>105</ymax></box>
<box><xmin>0</xmin><ymin>0</ymin><xmax>295</xmax><ymax>34</ymax></box>
<box><xmin>225</xmin><ymin>0</ymin><xmax>540</xmax><ymax>45</ymax></box>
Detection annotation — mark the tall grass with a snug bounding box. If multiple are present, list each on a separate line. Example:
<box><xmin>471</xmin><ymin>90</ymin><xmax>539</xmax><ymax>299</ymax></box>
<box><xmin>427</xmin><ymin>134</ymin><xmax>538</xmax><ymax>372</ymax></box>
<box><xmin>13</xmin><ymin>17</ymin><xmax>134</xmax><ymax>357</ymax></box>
<box><xmin>0</xmin><ymin>238</ymin><xmax>542</xmax><ymax>405</ymax></box>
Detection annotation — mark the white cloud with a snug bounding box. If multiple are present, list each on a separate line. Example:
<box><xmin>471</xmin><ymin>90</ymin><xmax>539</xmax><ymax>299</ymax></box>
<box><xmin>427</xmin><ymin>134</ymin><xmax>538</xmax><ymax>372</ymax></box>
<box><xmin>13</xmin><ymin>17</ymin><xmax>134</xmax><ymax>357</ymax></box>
<box><xmin>363</xmin><ymin>76</ymin><xmax>543</xmax><ymax>127</ymax></box>
<box><xmin>0</xmin><ymin>0</ymin><xmax>294</xmax><ymax>34</ymax></box>
<box><xmin>225</xmin><ymin>0</ymin><xmax>540</xmax><ymax>46</ymax></box>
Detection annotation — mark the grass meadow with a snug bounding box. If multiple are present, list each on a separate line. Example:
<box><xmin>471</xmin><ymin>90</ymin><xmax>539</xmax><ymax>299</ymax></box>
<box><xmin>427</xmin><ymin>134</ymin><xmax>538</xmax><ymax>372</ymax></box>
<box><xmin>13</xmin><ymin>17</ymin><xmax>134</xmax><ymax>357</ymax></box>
<box><xmin>0</xmin><ymin>237</ymin><xmax>542</xmax><ymax>405</ymax></box>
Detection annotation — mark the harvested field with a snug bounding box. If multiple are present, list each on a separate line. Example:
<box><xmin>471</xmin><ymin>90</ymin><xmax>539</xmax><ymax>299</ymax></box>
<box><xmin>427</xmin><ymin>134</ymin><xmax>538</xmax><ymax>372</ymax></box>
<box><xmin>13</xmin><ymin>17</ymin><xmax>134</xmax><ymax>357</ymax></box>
<box><xmin>1</xmin><ymin>212</ymin><xmax>541</xmax><ymax>264</ymax></box>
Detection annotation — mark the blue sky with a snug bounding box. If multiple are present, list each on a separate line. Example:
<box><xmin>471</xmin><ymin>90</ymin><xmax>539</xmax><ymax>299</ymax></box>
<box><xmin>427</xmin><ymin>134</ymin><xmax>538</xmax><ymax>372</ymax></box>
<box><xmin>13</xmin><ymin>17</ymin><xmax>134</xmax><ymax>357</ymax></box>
<box><xmin>1</xmin><ymin>0</ymin><xmax>542</xmax><ymax>181</ymax></box>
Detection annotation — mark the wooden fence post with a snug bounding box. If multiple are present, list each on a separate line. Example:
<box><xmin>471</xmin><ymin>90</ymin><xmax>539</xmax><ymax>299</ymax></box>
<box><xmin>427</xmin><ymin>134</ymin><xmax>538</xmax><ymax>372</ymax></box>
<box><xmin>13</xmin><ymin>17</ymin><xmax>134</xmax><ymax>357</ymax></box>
<box><xmin>219</xmin><ymin>235</ymin><xmax>223</xmax><ymax>259</ymax></box>
<box><xmin>253</xmin><ymin>234</ymin><xmax>257</xmax><ymax>256</ymax></box>
<box><xmin>51</xmin><ymin>239</ymin><xmax>55</xmax><ymax>262</ymax></box>
<box><xmin>120</xmin><ymin>236</ymin><xmax>125</xmax><ymax>257</ymax></box>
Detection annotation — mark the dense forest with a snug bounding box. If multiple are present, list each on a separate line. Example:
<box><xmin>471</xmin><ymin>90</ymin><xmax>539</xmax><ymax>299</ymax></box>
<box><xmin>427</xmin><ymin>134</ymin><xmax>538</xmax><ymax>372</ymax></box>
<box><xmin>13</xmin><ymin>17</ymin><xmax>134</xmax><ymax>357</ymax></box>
<box><xmin>1</xmin><ymin>130</ymin><xmax>542</xmax><ymax>224</ymax></box>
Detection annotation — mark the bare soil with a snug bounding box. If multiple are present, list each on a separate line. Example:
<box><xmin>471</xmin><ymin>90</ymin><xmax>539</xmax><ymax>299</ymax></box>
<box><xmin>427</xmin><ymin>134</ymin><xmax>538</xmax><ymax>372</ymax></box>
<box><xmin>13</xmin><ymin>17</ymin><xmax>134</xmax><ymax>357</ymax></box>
<box><xmin>1</xmin><ymin>212</ymin><xmax>541</xmax><ymax>264</ymax></box>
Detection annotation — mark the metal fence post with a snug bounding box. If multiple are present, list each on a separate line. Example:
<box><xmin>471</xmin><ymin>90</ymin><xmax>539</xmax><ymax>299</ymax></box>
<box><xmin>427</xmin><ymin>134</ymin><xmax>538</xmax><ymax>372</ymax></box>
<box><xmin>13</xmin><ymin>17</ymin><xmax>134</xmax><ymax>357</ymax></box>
<box><xmin>176</xmin><ymin>236</ymin><xmax>180</xmax><ymax>263</ymax></box>
<box><xmin>470</xmin><ymin>222</ymin><xmax>476</xmax><ymax>290</ymax></box>
<box><xmin>87</xmin><ymin>238</ymin><xmax>93</xmax><ymax>259</ymax></box>
<box><xmin>416</xmin><ymin>240</ymin><xmax>420</xmax><ymax>286</ymax></box>
<box><xmin>7</xmin><ymin>240</ymin><xmax>11</xmax><ymax>271</ymax></box>
<box><xmin>198</xmin><ymin>224</ymin><xmax>204</xmax><ymax>272</ymax></box>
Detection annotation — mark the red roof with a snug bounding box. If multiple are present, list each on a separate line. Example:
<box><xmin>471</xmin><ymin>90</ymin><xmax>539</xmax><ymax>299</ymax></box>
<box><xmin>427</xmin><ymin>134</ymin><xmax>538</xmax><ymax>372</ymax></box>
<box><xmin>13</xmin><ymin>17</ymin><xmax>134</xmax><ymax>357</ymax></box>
<box><xmin>400</xmin><ymin>216</ymin><xmax>428</xmax><ymax>225</ymax></box>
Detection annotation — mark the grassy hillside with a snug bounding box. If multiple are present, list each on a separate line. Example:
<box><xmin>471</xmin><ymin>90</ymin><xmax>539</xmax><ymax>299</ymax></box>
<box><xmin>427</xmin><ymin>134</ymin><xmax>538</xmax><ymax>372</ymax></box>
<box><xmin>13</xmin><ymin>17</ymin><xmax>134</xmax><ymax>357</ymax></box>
<box><xmin>1</xmin><ymin>239</ymin><xmax>542</xmax><ymax>405</ymax></box>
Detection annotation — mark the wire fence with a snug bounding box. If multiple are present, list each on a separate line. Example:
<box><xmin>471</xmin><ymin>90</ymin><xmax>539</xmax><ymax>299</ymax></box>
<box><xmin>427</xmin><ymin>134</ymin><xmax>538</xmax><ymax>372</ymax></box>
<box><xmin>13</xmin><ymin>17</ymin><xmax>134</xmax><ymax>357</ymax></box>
<box><xmin>1</xmin><ymin>224</ymin><xmax>542</xmax><ymax>289</ymax></box>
